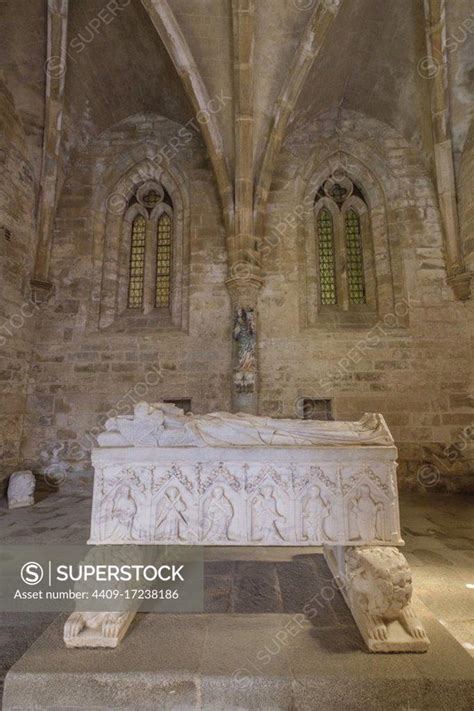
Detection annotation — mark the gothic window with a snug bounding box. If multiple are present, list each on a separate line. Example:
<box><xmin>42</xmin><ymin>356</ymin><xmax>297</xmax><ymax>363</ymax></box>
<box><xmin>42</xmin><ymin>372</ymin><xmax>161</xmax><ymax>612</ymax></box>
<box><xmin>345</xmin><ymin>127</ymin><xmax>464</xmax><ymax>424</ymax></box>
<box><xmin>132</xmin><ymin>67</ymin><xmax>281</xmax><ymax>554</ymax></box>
<box><xmin>124</xmin><ymin>181</ymin><xmax>174</xmax><ymax>314</ymax></box>
<box><xmin>314</xmin><ymin>174</ymin><xmax>368</xmax><ymax>310</ymax></box>
<box><xmin>99</xmin><ymin>169</ymin><xmax>189</xmax><ymax>332</ymax></box>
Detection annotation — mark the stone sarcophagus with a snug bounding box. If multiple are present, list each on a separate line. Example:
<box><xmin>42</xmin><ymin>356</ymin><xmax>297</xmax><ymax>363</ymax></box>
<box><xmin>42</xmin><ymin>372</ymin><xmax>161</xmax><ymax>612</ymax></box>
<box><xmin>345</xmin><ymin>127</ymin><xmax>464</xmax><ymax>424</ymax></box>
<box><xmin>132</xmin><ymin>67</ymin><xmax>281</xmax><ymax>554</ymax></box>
<box><xmin>65</xmin><ymin>403</ymin><xmax>429</xmax><ymax>653</ymax></box>
<box><xmin>89</xmin><ymin>404</ymin><xmax>401</xmax><ymax>548</ymax></box>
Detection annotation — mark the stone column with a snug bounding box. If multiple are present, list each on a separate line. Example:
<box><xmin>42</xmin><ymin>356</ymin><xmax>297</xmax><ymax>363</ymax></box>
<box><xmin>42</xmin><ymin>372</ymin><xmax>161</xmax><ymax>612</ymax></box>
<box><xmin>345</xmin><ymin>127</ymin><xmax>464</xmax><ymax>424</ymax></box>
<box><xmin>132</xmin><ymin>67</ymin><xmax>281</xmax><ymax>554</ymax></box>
<box><xmin>227</xmin><ymin>0</ymin><xmax>262</xmax><ymax>415</ymax></box>
<box><xmin>31</xmin><ymin>0</ymin><xmax>69</xmax><ymax>303</ymax></box>
<box><xmin>422</xmin><ymin>0</ymin><xmax>472</xmax><ymax>300</ymax></box>
<box><xmin>225</xmin><ymin>276</ymin><xmax>263</xmax><ymax>414</ymax></box>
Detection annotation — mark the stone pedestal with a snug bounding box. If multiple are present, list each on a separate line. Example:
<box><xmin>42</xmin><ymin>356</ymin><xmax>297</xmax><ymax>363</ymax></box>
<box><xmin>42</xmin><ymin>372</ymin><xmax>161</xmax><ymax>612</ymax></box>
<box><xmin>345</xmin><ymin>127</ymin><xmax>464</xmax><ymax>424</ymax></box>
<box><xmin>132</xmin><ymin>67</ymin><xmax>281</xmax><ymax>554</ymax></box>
<box><xmin>3</xmin><ymin>604</ymin><xmax>473</xmax><ymax>710</ymax></box>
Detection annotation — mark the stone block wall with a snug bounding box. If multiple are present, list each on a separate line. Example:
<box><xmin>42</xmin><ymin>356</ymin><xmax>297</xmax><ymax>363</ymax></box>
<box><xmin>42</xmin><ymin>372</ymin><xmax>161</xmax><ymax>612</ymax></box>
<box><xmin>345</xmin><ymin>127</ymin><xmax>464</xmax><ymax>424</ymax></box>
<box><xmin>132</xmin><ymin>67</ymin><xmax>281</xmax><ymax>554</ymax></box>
<box><xmin>12</xmin><ymin>109</ymin><xmax>474</xmax><ymax>494</ymax></box>
<box><xmin>0</xmin><ymin>78</ymin><xmax>37</xmax><ymax>484</ymax></box>
<box><xmin>21</xmin><ymin>114</ymin><xmax>232</xmax><ymax>477</ymax></box>
<box><xmin>258</xmin><ymin>110</ymin><xmax>473</xmax><ymax>493</ymax></box>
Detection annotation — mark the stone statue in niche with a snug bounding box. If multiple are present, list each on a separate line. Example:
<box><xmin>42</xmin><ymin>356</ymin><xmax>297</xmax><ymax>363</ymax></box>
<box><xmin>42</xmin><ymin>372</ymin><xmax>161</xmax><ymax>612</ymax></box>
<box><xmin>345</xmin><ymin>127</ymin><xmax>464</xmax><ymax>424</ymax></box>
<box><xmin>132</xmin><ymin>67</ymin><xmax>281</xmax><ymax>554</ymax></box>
<box><xmin>155</xmin><ymin>486</ymin><xmax>188</xmax><ymax>541</ymax></box>
<box><xmin>349</xmin><ymin>484</ymin><xmax>384</xmax><ymax>541</ymax></box>
<box><xmin>202</xmin><ymin>486</ymin><xmax>235</xmax><ymax>541</ymax></box>
<box><xmin>251</xmin><ymin>485</ymin><xmax>286</xmax><ymax>541</ymax></box>
<box><xmin>302</xmin><ymin>485</ymin><xmax>334</xmax><ymax>542</ymax></box>
<box><xmin>7</xmin><ymin>471</ymin><xmax>36</xmax><ymax>509</ymax></box>
<box><xmin>108</xmin><ymin>485</ymin><xmax>138</xmax><ymax>540</ymax></box>
<box><xmin>233</xmin><ymin>307</ymin><xmax>257</xmax><ymax>393</ymax></box>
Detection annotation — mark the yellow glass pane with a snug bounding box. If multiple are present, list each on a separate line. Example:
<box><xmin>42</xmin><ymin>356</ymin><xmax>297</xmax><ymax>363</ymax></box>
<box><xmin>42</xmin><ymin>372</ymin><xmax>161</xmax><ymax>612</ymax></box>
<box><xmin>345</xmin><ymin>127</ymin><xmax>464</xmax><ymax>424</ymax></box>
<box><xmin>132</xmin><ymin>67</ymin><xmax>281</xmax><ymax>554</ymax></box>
<box><xmin>127</xmin><ymin>215</ymin><xmax>146</xmax><ymax>309</ymax></box>
<box><xmin>155</xmin><ymin>214</ymin><xmax>172</xmax><ymax>308</ymax></box>
<box><xmin>345</xmin><ymin>210</ymin><xmax>366</xmax><ymax>305</ymax></box>
<box><xmin>318</xmin><ymin>208</ymin><xmax>337</xmax><ymax>305</ymax></box>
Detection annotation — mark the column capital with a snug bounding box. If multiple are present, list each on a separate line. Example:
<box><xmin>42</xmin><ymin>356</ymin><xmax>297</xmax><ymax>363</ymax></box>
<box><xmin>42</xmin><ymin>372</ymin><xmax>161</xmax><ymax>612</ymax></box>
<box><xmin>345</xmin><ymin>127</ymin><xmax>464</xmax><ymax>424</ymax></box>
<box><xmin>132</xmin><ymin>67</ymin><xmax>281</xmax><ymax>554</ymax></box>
<box><xmin>30</xmin><ymin>279</ymin><xmax>54</xmax><ymax>304</ymax></box>
<box><xmin>446</xmin><ymin>271</ymin><xmax>472</xmax><ymax>301</ymax></box>
<box><xmin>225</xmin><ymin>275</ymin><xmax>264</xmax><ymax>309</ymax></box>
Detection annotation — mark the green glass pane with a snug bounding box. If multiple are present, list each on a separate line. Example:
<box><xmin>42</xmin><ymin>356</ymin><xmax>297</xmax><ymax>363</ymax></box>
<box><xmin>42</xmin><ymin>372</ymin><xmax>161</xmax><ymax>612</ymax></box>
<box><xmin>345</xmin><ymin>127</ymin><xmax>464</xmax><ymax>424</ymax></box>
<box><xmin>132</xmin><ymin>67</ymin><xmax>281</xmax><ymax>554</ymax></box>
<box><xmin>317</xmin><ymin>209</ymin><xmax>337</xmax><ymax>305</ymax></box>
<box><xmin>155</xmin><ymin>214</ymin><xmax>172</xmax><ymax>308</ymax></box>
<box><xmin>345</xmin><ymin>210</ymin><xmax>366</xmax><ymax>305</ymax></box>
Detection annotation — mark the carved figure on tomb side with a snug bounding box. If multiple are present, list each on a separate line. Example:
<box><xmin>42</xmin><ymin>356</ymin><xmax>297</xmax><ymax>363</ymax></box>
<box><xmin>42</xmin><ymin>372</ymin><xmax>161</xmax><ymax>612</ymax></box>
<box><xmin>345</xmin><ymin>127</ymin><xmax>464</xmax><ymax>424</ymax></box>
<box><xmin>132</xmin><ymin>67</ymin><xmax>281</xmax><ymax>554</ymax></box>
<box><xmin>251</xmin><ymin>485</ymin><xmax>286</xmax><ymax>542</ymax></box>
<box><xmin>109</xmin><ymin>485</ymin><xmax>137</xmax><ymax>540</ymax></box>
<box><xmin>348</xmin><ymin>484</ymin><xmax>384</xmax><ymax>541</ymax></box>
<box><xmin>202</xmin><ymin>486</ymin><xmax>235</xmax><ymax>541</ymax></box>
<box><xmin>302</xmin><ymin>485</ymin><xmax>334</xmax><ymax>542</ymax></box>
<box><xmin>155</xmin><ymin>486</ymin><xmax>188</xmax><ymax>541</ymax></box>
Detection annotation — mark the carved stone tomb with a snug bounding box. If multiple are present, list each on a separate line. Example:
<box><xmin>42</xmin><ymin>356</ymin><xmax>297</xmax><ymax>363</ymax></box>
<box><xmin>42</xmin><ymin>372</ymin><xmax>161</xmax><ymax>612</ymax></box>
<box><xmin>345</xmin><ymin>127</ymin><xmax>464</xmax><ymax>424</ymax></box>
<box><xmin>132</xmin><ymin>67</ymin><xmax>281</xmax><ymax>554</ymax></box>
<box><xmin>64</xmin><ymin>402</ymin><xmax>429</xmax><ymax>653</ymax></box>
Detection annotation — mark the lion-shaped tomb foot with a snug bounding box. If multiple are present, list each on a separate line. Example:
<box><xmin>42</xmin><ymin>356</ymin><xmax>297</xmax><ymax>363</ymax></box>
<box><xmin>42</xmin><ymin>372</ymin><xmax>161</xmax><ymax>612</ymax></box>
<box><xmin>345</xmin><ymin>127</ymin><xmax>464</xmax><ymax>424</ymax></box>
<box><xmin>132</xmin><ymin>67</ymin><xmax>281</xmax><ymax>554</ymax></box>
<box><xmin>323</xmin><ymin>544</ymin><xmax>430</xmax><ymax>653</ymax></box>
<box><xmin>64</xmin><ymin>610</ymin><xmax>137</xmax><ymax>648</ymax></box>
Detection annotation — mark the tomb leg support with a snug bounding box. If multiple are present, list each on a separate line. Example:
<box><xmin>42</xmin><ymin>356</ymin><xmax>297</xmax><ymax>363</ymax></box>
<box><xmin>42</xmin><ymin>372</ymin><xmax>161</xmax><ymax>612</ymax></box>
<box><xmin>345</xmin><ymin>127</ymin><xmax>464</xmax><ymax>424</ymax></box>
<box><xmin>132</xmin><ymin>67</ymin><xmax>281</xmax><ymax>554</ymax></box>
<box><xmin>63</xmin><ymin>546</ymin><xmax>149</xmax><ymax>648</ymax></box>
<box><xmin>323</xmin><ymin>545</ymin><xmax>430</xmax><ymax>653</ymax></box>
<box><xmin>64</xmin><ymin>610</ymin><xmax>137</xmax><ymax>648</ymax></box>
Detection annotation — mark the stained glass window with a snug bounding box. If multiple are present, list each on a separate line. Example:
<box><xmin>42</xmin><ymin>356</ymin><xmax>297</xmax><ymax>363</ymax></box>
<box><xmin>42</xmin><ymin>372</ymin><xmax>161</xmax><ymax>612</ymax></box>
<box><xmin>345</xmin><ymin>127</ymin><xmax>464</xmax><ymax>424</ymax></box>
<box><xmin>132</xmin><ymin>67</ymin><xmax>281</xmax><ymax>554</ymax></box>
<box><xmin>345</xmin><ymin>209</ymin><xmax>366</xmax><ymax>304</ymax></box>
<box><xmin>127</xmin><ymin>215</ymin><xmax>146</xmax><ymax>309</ymax></box>
<box><xmin>155</xmin><ymin>213</ymin><xmax>172</xmax><ymax>308</ymax></box>
<box><xmin>317</xmin><ymin>208</ymin><xmax>337</xmax><ymax>305</ymax></box>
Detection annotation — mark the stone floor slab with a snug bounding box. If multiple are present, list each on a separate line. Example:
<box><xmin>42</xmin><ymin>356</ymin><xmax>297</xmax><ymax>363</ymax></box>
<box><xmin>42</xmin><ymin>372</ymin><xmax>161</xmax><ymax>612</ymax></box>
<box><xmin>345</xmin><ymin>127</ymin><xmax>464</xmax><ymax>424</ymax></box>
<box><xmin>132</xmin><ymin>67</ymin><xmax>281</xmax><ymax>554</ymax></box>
<box><xmin>3</xmin><ymin>604</ymin><xmax>473</xmax><ymax>710</ymax></box>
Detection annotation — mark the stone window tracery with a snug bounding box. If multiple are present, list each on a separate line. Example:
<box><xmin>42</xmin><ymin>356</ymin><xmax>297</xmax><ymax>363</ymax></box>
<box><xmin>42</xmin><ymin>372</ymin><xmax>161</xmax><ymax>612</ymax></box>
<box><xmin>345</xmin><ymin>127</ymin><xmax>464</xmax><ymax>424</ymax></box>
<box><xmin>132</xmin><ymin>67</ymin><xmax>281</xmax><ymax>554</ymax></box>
<box><xmin>124</xmin><ymin>181</ymin><xmax>174</xmax><ymax>314</ymax></box>
<box><xmin>314</xmin><ymin>174</ymin><xmax>369</xmax><ymax>310</ymax></box>
<box><xmin>98</xmin><ymin>165</ymin><xmax>189</xmax><ymax>333</ymax></box>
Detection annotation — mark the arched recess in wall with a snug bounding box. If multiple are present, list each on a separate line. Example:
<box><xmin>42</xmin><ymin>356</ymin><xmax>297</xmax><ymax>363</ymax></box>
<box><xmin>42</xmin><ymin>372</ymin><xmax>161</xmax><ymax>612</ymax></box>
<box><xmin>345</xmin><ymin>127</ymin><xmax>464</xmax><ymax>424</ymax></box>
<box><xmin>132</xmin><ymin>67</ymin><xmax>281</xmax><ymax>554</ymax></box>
<box><xmin>90</xmin><ymin>156</ymin><xmax>190</xmax><ymax>333</ymax></box>
<box><xmin>297</xmin><ymin>151</ymin><xmax>407</xmax><ymax>329</ymax></box>
<box><xmin>459</xmin><ymin>119</ymin><xmax>474</xmax><ymax>276</ymax></box>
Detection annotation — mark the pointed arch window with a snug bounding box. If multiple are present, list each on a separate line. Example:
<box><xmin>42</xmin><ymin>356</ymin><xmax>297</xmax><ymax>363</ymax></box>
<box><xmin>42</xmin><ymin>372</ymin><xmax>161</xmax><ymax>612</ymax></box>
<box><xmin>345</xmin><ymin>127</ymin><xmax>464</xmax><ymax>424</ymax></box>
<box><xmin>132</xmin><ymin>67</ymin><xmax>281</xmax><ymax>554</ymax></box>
<box><xmin>99</xmin><ymin>169</ymin><xmax>189</xmax><ymax>332</ymax></box>
<box><xmin>122</xmin><ymin>181</ymin><xmax>175</xmax><ymax>314</ymax></box>
<box><xmin>314</xmin><ymin>174</ymin><xmax>370</xmax><ymax>310</ymax></box>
